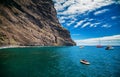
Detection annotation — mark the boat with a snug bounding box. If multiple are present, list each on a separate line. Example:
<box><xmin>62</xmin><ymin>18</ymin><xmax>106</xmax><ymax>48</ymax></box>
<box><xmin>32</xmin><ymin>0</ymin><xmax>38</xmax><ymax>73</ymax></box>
<box><xmin>96</xmin><ymin>45</ymin><xmax>103</xmax><ymax>48</ymax></box>
<box><xmin>96</xmin><ymin>39</ymin><xmax>103</xmax><ymax>48</ymax></box>
<box><xmin>105</xmin><ymin>45</ymin><xmax>114</xmax><ymax>50</ymax></box>
<box><xmin>79</xmin><ymin>46</ymin><xmax>84</xmax><ymax>48</ymax></box>
<box><xmin>80</xmin><ymin>60</ymin><xmax>90</xmax><ymax>65</ymax></box>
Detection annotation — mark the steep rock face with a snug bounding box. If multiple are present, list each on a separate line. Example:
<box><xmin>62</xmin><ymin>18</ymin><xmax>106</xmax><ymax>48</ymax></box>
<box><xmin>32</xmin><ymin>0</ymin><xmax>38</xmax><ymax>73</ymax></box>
<box><xmin>0</xmin><ymin>0</ymin><xmax>76</xmax><ymax>46</ymax></box>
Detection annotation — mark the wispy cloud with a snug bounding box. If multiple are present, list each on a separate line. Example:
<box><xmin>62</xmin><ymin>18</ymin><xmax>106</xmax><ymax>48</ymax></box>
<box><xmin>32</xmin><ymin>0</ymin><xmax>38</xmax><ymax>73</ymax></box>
<box><xmin>54</xmin><ymin>0</ymin><xmax>115</xmax><ymax>15</ymax></box>
<box><xmin>111</xmin><ymin>16</ymin><xmax>117</xmax><ymax>19</ymax></box>
<box><xmin>101</xmin><ymin>25</ymin><xmax>112</xmax><ymax>28</ymax></box>
<box><xmin>54</xmin><ymin>0</ymin><xmax>119</xmax><ymax>29</ymax></box>
<box><xmin>111</xmin><ymin>16</ymin><xmax>120</xmax><ymax>20</ymax></box>
<box><xmin>67</xmin><ymin>20</ymin><xmax>76</xmax><ymax>26</ymax></box>
<box><xmin>74</xmin><ymin>20</ymin><xmax>86</xmax><ymax>28</ymax></box>
<box><xmin>75</xmin><ymin>35</ymin><xmax>120</xmax><ymax>46</ymax></box>
<box><xmin>81</xmin><ymin>22</ymin><xmax>91</xmax><ymax>28</ymax></box>
<box><xmin>94</xmin><ymin>9</ymin><xmax>109</xmax><ymax>15</ymax></box>
<box><xmin>74</xmin><ymin>19</ymin><xmax>101</xmax><ymax>28</ymax></box>
<box><xmin>58</xmin><ymin>15</ymin><xmax>77</xmax><ymax>25</ymax></box>
<box><xmin>59</xmin><ymin>17</ymin><xmax>66</xmax><ymax>23</ymax></box>
<box><xmin>90</xmin><ymin>24</ymin><xmax>95</xmax><ymax>27</ymax></box>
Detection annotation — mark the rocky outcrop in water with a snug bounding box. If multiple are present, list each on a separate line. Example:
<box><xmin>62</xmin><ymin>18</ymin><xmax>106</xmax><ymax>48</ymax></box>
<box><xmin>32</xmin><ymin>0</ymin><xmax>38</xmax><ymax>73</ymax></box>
<box><xmin>0</xmin><ymin>0</ymin><xmax>76</xmax><ymax>46</ymax></box>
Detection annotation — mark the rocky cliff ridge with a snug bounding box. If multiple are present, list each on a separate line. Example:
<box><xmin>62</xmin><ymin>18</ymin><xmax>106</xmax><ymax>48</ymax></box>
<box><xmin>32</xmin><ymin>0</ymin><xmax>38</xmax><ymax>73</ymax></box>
<box><xmin>0</xmin><ymin>0</ymin><xmax>76</xmax><ymax>46</ymax></box>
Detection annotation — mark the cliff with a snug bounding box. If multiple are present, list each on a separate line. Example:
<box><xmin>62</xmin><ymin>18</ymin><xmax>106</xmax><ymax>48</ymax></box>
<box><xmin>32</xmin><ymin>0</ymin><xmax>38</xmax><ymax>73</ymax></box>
<box><xmin>0</xmin><ymin>0</ymin><xmax>76</xmax><ymax>46</ymax></box>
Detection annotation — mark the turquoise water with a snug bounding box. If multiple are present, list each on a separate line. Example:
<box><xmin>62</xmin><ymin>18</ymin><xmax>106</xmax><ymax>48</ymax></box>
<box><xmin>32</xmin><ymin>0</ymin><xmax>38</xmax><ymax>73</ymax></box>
<box><xmin>0</xmin><ymin>46</ymin><xmax>120</xmax><ymax>77</ymax></box>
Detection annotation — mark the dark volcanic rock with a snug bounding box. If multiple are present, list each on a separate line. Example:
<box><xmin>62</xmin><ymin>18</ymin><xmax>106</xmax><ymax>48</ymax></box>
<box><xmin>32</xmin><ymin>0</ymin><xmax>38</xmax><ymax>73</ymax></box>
<box><xmin>0</xmin><ymin>0</ymin><xmax>76</xmax><ymax>46</ymax></box>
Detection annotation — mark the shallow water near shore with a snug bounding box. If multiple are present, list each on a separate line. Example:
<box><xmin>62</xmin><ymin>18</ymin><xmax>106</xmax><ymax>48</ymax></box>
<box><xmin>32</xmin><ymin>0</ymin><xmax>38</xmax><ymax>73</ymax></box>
<box><xmin>0</xmin><ymin>46</ymin><xmax>120</xmax><ymax>77</ymax></box>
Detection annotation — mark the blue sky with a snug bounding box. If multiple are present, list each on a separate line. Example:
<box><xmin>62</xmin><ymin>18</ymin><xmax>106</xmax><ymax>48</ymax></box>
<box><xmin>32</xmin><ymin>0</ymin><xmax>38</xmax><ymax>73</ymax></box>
<box><xmin>53</xmin><ymin>0</ymin><xmax>120</xmax><ymax>45</ymax></box>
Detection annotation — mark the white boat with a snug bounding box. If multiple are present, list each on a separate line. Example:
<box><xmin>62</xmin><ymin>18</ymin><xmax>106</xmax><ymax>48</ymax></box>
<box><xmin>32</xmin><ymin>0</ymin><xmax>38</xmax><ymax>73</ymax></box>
<box><xmin>80</xmin><ymin>60</ymin><xmax>90</xmax><ymax>65</ymax></box>
<box><xmin>79</xmin><ymin>46</ymin><xmax>84</xmax><ymax>48</ymax></box>
<box><xmin>105</xmin><ymin>46</ymin><xmax>114</xmax><ymax>50</ymax></box>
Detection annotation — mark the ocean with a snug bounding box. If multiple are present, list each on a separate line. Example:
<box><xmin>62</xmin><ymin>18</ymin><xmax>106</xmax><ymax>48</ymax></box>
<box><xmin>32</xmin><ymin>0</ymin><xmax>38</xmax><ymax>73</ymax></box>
<box><xmin>0</xmin><ymin>46</ymin><xmax>120</xmax><ymax>77</ymax></box>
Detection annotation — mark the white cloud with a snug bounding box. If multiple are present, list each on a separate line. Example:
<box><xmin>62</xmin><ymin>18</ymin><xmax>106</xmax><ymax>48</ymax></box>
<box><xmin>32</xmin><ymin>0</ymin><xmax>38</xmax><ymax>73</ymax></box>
<box><xmin>90</xmin><ymin>24</ymin><xmax>94</xmax><ymax>27</ymax></box>
<box><xmin>101</xmin><ymin>25</ymin><xmax>112</xmax><ymax>28</ymax></box>
<box><xmin>74</xmin><ymin>20</ymin><xmax>86</xmax><ymax>28</ymax></box>
<box><xmin>58</xmin><ymin>15</ymin><xmax>77</xmax><ymax>26</ymax></box>
<box><xmin>81</xmin><ymin>22</ymin><xmax>91</xmax><ymax>28</ymax></box>
<box><xmin>67</xmin><ymin>15</ymin><xmax>76</xmax><ymax>19</ymax></box>
<box><xmin>74</xmin><ymin>19</ymin><xmax>101</xmax><ymax>28</ymax></box>
<box><xmin>54</xmin><ymin>0</ymin><xmax>75</xmax><ymax>12</ymax></box>
<box><xmin>54</xmin><ymin>0</ymin><xmax>119</xmax><ymax>28</ymax></box>
<box><xmin>89</xmin><ymin>24</ymin><xmax>97</xmax><ymax>27</ymax></box>
<box><xmin>67</xmin><ymin>20</ymin><xmax>76</xmax><ymax>26</ymax></box>
<box><xmin>111</xmin><ymin>16</ymin><xmax>117</xmax><ymax>19</ymax></box>
<box><xmin>111</xmin><ymin>16</ymin><xmax>120</xmax><ymax>20</ymax></box>
<box><xmin>89</xmin><ymin>19</ymin><xmax>94</xmax><ymax>21</ymax></box>
<box><xmin>94</xmin><ymin>9</ymin><xmax>109</xmax><ymax>15</ymax></box>
<box><xmin>92</xmin><ymin>22</ymin><xmax>101</xmax><ymax>27</ymax></box>
<box><xmin>54</xmin><ymin>0</ymin><xmax>115</xmax><ymax>15</ymax></box>
<box><xmin>59</xmin><ymin>16</ymin><xmax>66</xmax><ymax>23</ymax></box>
<box><xmin>75</xmin><ymin>35</ymin><xmax>120</xmax><ymax>46</ymax></box>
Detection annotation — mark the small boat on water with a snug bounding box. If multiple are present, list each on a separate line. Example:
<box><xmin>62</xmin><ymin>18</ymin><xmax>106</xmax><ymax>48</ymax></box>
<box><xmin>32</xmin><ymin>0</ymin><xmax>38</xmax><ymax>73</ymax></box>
<box><xmin>96</xmin><ymin>45</ymin><xmax>103</xmax><ymax>48</ymax></box>
<box><xmin>79</xmin><ymin>46</ymin><xmax>84</xmax><ymax>48</ymax></box>
<box><xmin>80</xmin><ymin>60</ymin><xmax>90</xmax><ymax>65</ymax></box>
<box><xmin>96</xmin><ymin>39</ymin><xmax>103</xmax><ymax>48</ymax></box>
<box><xmin>105</xmin><ymin>46</ymin><xmax>114</xmax><ymax>50</ymax></box>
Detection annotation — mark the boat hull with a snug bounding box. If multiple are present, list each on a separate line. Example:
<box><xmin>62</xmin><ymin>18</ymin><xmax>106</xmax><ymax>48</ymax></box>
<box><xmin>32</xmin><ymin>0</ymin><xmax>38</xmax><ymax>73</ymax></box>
<box><xmin>105</xmin><ymin>46</ymin><xmax>114</xmax><ymax>50</ymax></box>
<box><xmin>80</xmin><ymin>60</ymin><xmax>90</xmax><ymax>65</ymax></box>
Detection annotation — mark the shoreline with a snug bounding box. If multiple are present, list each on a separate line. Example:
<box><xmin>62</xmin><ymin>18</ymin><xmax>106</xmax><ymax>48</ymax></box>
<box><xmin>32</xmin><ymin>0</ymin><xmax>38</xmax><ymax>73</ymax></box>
<box><xmin>0</xmin><ymin>45</ymin><xmax>119</xmax><ymax>49</ymax></box>
<box><xmin>0</xmin><ymin>45</ymin><xmax>70</xmax><ymax>49</ymax></box>
<box><xmin>0</xmin><ymin>45</ymin><xmax>51</xmax><ymax>49</ymax></box>
<box><xmin>0</xmin><ymin>45</ymin><xmax>31</xmax><ymax>49</ymax></box>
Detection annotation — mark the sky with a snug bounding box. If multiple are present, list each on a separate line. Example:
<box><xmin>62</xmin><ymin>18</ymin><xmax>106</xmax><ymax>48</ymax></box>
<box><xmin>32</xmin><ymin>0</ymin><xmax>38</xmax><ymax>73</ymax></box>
<box><xmin>53</xmin><ymin>0</ymin><xmax>120</xmax><ymax>46</ymax></box>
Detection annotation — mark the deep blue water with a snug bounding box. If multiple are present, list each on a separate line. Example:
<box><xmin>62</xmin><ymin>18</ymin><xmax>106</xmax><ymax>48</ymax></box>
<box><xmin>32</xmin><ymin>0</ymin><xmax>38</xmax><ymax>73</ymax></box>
<box><xmin>0</xmin><ymin>46</ymin><xmax>120</xmax><ymax>77</ymax></box>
